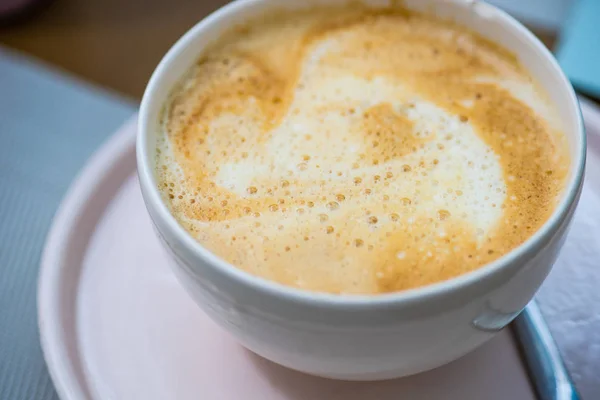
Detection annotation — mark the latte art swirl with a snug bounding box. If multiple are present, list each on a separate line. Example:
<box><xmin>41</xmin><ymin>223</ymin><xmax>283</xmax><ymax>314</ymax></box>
<box><xmin>157</xmin><ymin>6</ymin><xmax>569</xmax><ymax>294</ymax></box>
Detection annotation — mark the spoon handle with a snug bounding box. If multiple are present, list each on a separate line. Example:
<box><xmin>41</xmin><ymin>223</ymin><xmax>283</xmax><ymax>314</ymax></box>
<box><xmin>513</xmin><ymin>301</ymin><xmax>580</xmax><ymax>400</ymax></box>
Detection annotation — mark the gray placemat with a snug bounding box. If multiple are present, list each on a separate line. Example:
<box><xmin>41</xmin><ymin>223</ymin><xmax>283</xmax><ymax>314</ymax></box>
<box><xmin>0</xmin><ymin>47</ymin><xmax>136</xmax><ymax>400</ymax></box>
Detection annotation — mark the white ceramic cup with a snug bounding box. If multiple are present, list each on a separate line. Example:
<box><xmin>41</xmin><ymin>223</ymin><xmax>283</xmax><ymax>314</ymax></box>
<box><xmin>137</xmin><ymin>0</ymin><xmax>585</xmax><ymax>380</ymax></box>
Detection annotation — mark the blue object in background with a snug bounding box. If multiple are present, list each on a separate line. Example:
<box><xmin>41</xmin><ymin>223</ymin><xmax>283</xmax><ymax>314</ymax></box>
<box><xmin>556</xmin><ymin>0</ymin><xmax>600</xmax><ymax>98</ymax></box>
<box><xmin>0</xmin><ymin>48</ymin><xmax>136</xmax><ymax>400</ymax></box>
<box><xmin>488</xmin><ymin>0</ymin><xmax>573</xmax><ymax>32</ymax></box>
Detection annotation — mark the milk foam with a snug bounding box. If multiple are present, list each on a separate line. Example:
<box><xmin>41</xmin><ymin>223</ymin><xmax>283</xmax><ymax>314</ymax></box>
<box><xmin>156</xmin><ymin>6</ymin><xmax>569</xmax><ymax>294</ymax></box>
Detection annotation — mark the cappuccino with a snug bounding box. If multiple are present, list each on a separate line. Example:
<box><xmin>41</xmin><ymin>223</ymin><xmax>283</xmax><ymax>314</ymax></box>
<box><xmin>156</xmin><ymin>5</ymin><xmax>569</xmax><ymax>294</ymax></box>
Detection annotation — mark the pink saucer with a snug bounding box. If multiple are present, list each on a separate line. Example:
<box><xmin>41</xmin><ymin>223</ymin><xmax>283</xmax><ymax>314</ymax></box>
<box><xmin>37</xmin><ymin>116</ymin><xmax>542</xmax><ymax>400</ymax></box>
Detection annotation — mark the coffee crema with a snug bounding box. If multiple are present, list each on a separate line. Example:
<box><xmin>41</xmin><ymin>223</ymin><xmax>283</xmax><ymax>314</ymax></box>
<box><xmin>156</xmin><ymin>5</ymin><xmax>569</xmax><ymax>294</ymax></box>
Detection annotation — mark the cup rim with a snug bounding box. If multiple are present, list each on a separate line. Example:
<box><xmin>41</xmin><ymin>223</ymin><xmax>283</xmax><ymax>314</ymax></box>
<box><xmin>137</xmin><ymin>0</ymin><xmax>586</xmax><ymax>308</ymax></box>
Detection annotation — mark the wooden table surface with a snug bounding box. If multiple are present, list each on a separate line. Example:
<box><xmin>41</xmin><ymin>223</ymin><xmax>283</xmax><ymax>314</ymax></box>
<box><xmin>0</xmin><ymin>0</ymin><xmax>556</xmax><ymax>100</ymax></box>
<box><xmin>0</xmin><ymin>0</ymin><xmax>231</xmax><ymax>100</ymax></box>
